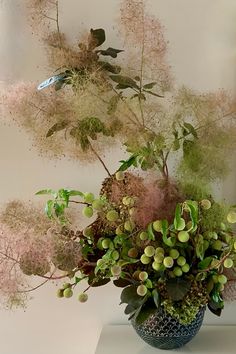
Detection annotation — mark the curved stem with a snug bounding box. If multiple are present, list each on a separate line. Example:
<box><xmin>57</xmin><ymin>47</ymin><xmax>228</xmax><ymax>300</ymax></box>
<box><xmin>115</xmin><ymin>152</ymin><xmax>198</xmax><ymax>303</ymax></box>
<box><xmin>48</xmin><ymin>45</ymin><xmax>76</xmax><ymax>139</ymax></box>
<box><xmin>89</xmin><ymin>142</ymin><xmax>112</xmax><ymax>177</ymax></box>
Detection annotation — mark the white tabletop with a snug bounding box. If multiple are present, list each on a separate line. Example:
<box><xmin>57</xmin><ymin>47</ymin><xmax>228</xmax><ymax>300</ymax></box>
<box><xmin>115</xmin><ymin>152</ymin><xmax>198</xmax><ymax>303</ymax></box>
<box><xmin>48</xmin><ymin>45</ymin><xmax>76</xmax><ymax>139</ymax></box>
<box><xmin>95</xmin><ymin>325</ymin><xmax>236</xmax><ymax>354</ymax></box>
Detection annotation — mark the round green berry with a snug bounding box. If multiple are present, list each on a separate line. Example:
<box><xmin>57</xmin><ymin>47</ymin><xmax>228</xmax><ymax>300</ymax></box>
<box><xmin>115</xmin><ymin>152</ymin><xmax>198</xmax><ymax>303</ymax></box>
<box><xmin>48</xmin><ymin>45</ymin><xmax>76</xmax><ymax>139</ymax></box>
<box><xmin>63</xmin><ymin>288</ymin><xmax>73</xmax><ymax>298</ymax></box>
<box><xmin>234</xmin><ymin>241</ymin><xmax>236</xmax><ymax>250</ymax></box>
<box><xmin>83</xmin><ymin>226</ymin><xmax>94</xmax><ymax>238</ymax></box>
<box><xmin>155</xmin><ymin>247</ymin><xmax>165</xmax><ymax>256</ymax></box>
<box><xmin>102</xmin><ymin>238</ymin><xmax>111</xmax><ymax>249</ymax></box>
<box><xmin>224</xmin><ymin>258</ymin><xmax>234</xmax><ymax>269</ymax></box>
<box><xmin>153</xmin><ymin>220</ymin><xmax>162</xmax><ymax>232</ymax></box>
<box><xmin>82</xmin><ymin>206</ymin><xmax>93</xmax><ymax>218</ymax></box>
<box><xmin>62</xmin><ymin>283</ymin><xmax>71</xmax><ymax>289</ymax></box>
<box><xmin>178</xmin><ymin>231</ymin><xmax>189</xmax><ymax>243</ymax></box>
<box><xmin>78</xmin><ymin>293</ymin><xmax>88</xmax><ymax>303</ymax></box>
<box><xmin>212</xmin><ymin>240</ymin><xmax>223</xmax><ymax>251</ymax></box>
<box><xmin>144</xmin><ymin>246</ymin><xmax>155</xmax><ymax>257</ymax></box>
<box><xmin>173</xmin><ymin>267</ymin><xmax>183</xmax><ymax>277</ymax></box>
<box><xmin>152</xmin><ymin>261</ymin><xmax>161</xmax><ymax>271</ymax></box>
<box><xmin>181</xmin><ymin>263</ymin><xmax>190</xmax><ymax>273</ymax></box>
<box><xmin>218</xmin><ymin>274</ymin><xmax>227</xmax><ymax>284</ymax></box>
<box><xmin>227</xmin><ymin>211</ymin><xmax>236</xmax><ymax>224</ymax></box>
<box><xmin>84</xmin><ymin>192</ymin><xmax>95</xmax><ymax>203</ymax></box>
<box><xmin>169</xmin><ymin>249</ymin><xmax>179</xmax><ymax>260</ymax></box>
<box><xmin>139</xmin><ymin>231</ymin><xmax>148</xmax><ymax>241</ymax></box>
<box><xmin>111</xmin><ymin>250</ymin><xmax>120</xmax><ymax>261</ymax></box>
<box><xmin>106</xmin><ymin>210</ymin><xmax>119</xmax><ymax>222</ymax></box>
<box><xmin>140</xmin><ymin>254</ymin><xmax>151</xmax><ymax>264</ymax></box>
<box><xmin>137</xmin><ymin>284</ymin><xmax>147</xmax><ymax>297</ymax></box>
<box><xmin>111</xmin><ymin>265</ymin><xmax>121</xmax><ymax>276</ymax></box>
<box><xmin>154</xmin><ymin>254</ymin><xmax>164</xmax><ymax>263</ymax></box>
<box><xmin>92</xmin><ymin>199</ymin><xmax>104</xmax><ymax>211</ymax></box>
<box><xmin>200</xmin><ymin>199</ymin><xmax>211</xmax><ymax>210</ymax></box>
<box><xmin>139</xmin><ymin>271</ymin><xmax>148</xmax><ymax>281</ymax></box>
<box><xmin>124</xmin><ymin>220</ymin><xmax>135</xmax><ymax>232</ymax></box>
<box><xmin>163</xmin><ymin>256</ymin><xmax>174</xmax><ymax>268</ymax></box>
<box><xmin>122</xmin><ymin>196</ymin><xmax>134</xmax><ymax>206</ymax></box>
<box><xmin>128</xmin><ymin>248</ymin><xmax>138</xmax><ymax>258</ymax></box>
<box><xmin>57</xmin><ymin>289</ymin><xmax>64</xmax><ymax>298</ymax></box>
<box><xmin>129</xmin><ymin>207</ymin><xmax>136</xmax><ymax>216</ymax></box>
<box><xmin>176</xmin><ymin>218</ymin><xmax>186</xmax><ymax>231</ymax></box>
<box><xmin>116</xmin><ymin>225</ymin><xmax>124</xmax><ymax>235</ymax></box>
<box><xmin>177</xmin><ymin>256</ymin><xmax>186</xmax><ymax>267</ymax></box>
<box><xmin>115</xmin><ymin>171</ymin><xmax>125</xmax><ymax>181</ymax></box>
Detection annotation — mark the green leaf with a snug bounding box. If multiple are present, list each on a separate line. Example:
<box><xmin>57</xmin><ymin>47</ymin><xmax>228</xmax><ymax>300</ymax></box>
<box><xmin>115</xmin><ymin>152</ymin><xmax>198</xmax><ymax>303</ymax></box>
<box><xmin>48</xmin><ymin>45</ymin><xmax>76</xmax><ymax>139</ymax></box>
<box><xmin>166</xmin><ymin>278</ymin><xmax>191</xmax><ymax>301</ymax></box>
<box><xmin>118</xmin><ymin>155</ymin><xmax>137</xmax><ymax>171</ymax></box>
<box><xmin>88</xmin><ymin>276</ymin><xmax>110</xmax><ymax>287</ymax></box>
<box><xmin>160</xmin><ymin>220</ymin><xmax>175</xmax><ymax>247</ymax></box>
<box><xmin>196</xmin><ymin>234</ymin><xmax>205</xmax><ymax>260</ymax></box>
<box><xmin>98</xmin><ymin>47</ymin><xmax>124</xmax><ymax>58</ymax></box>
<box><xmin>99</xmin><ymin>61</ymin><xmax>121</xmax><ymax>74</ymax></box>
<box><xmin>198</xmin><ymin>256</ymin><xmax>213</xmax><ymax>270</ymax></box>
<box><xmin>172</xmin><ymin>138</ymin><xmax>180</xmax><ymax>151</ymax></box>
<box><xmin>46</xmin><ymin>121</ymin><xmax>69</xmax><ymax>138</ymax></box>
<box><xmin>143</xmin><ymin>89</ymin><xmax>164</xmax><ymax>98</ymax></box>
<box><xmin>110</xmin><ymin>75</ymin><xmax>139</xmax><ymax>90</ymax></box>
<box><xmin>152</xmin><ymin>289</ymin><xmax>160</xmax><ymax>309</ymax></box>
<box><xmin>143</xmin><ymin>82</ymin><xmax>157</xmax><ymax>90</ymax></box>
<box><xmin>183</xmin><ymin>122</ymin><xmax>198</xmax><ymax>138</ymax></box>
<box><xmin>45</xmin><ymin>200</ymin><xmax>54</xmax><ymax>219</ymax></box>
<box><xmin>174</xmin><ymin>204</ymin><xmax>182</xmax><ymax>229</ymax></box>
<box><xmin>107</xmin><ymin>95</ymin><xmax>120</xmax><ymax>115</ymax></box>
<box><xmin>147</xmin><ymin>223</ymin><xmax>155</xmax><ymax>241</ymax></box>
<box><xmin>125</xmin><ymin>304</ymin><xmax>136</xmax><ymax>315</ymax></box>
<box><xmin>113</xmin><ymin>278</ymin><xmax>132</xmax><ymax>288</ymax></box>
<box><xmin>135</xmin><ymin>298</ymin><xmax>156</xmax><ymax>325</ymax></box>
<box><xmin>35</xmin><ymin>189</ymin><xmax>54</xmax><ymax>196</ymax></box>
<box><xmin>54</xmin><ymin>202</ymin><xmax>66</xmax><ymax>217</ymax></box>
<box><xmin>90</xmin><ymin>28</ymin><xmax>106</xmax><ymax>48</ymax></box>
<box><xmin>68</xmin><ymin>190</ymin><xmax>84</xmax><ymax>197</ymax></box>
<box><xmin>120</xmin><ymin>285</ymin><xmax>143</xmax><ymax>308</ymax></box>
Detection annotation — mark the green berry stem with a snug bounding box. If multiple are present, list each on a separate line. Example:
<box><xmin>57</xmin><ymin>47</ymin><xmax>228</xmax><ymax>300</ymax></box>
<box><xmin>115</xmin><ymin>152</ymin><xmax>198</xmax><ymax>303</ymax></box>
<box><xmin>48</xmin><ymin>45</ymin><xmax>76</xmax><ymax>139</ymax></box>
<box><xmin>198</xmin><ymin>250</ymin><xmax>232</xmax><ymax>273</ymax></box>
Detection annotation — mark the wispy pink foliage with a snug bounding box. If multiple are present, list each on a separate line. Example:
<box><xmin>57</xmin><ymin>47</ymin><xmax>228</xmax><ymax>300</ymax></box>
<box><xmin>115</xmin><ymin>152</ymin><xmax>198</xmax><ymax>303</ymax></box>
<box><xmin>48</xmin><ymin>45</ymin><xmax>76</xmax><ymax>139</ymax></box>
<box><xmin>134</xmin><ymin>179</ymin><xmax>183</xmax><ymax>229</ymax></box>
<box><xmin>119</xmin><ymin>0</ymin><xmax>173</xmax><ymax>92</ymax></box>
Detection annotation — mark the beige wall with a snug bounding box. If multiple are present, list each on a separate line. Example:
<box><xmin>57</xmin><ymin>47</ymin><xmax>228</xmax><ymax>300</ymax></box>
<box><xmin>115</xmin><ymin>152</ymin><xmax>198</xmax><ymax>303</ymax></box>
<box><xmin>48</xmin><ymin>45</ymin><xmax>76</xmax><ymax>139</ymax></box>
<box><xmin>0</xmin><ymin>1</ymin><xmax>236</xmax><ymax>353</ymax></box>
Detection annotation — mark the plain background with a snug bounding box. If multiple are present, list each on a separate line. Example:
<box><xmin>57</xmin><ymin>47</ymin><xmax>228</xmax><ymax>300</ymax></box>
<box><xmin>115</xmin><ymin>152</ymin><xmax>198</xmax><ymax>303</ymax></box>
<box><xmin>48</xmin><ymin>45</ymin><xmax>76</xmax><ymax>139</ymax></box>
<box><xmin>0</xmin><ymin>1</ymin><xmax>236</xmax><ymax>353</ymax></box>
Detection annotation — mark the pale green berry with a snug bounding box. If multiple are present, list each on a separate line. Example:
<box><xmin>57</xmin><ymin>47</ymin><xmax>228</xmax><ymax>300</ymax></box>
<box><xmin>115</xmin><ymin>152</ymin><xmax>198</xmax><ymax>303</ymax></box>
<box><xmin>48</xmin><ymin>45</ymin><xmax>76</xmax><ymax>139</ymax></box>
<box><xmin>106</xmin><ymin>210</ymin><xmax>119</xmax><ymax>222</ymax></box>
<box><xmin>139</xmin><ymin>271</ymin><xmax>148</xmax><ymax>281</ymax></box>
<box><xmin>212</xmin><ymin>240</ymin><xmax>223</xmax><ymax>251</ymax></box>
<box><xmin>92</xmin><ymin>199</ymin><xmax>104</xmax><ymax>211</ymax></box>
<box><xmin>154</xmin><ymin>254</ymin><xmax>164</xmax><ymax>263</ymax></box>
<box><xmin>115</xmin><ymin>171</ymin><xmax>125</xmax><ymax>181</ymax></box>
<box><xmin>186</xmin><ymin>221</ymin><xmax>193</xmax><ymax>230</ymax></box>
<box><xmin>177</xmin><ymin>256</ymin><xmax>186</xmax><ymax>267</ymax></box>
<box><xmin>152</xmin><ymin>261</ymin><xmax>161</xmax><ymax>271</ymax></box>
<box><xmin>83</xmin><ymin>226</ymin><xmax>94</xmax><ymax>238</ymax></box>
<box><xmin>116</xmin><ymin>226</ymin><xmax>124</xmax><ymax>235</ymax></box>
<box><xmin>122</xmin><ymin>196</ymin><xmax>134</xmax><ymax>206</ymax></box>
<box><xmin>176</xmin><ymin>218</ymin><xmax>186</xmax><ymax>231</ymax></box>
<box><xmin>137</xmin><ymin>284</ymin><xmax>147</xmax><ymax>296</ymax></box>
<box><xmin>181</xmin><ymin>263</ymin><xmax>190</xmax><ymax>273</ymax></box>
<box><xmin>224</xmin><ymin>258</ymin><xmax>234</xmax><ymax>268</ymax></box>
<box><xmin>140</xmin><ymin>254</ymin><xmax>151</xmax><ymax>264</ymax></box>
<box><xmin>212</xmin><ymin>274</ymin><xmax>219</xmax><ymax>283</ymax></box>
<box><xmin>111</xmin><ymin>265</ymin><xmax>121</xmax><ymax>276</ymax></box>
<box><xmin>227</xmin><ymin>211</ymin><xmax>236</xmax><ymax>224</ymax></box>
<box><xmin>82</xmin><ymin>206</ymin><xmax>93</xmax><ymax>218</ymax></box>
<box><xmin>155</xmin><ymin>247</ymin><xmax>164</xmax><ymax>256</ymax></box>
<box><xmin>200</xmin><ymin>199</ymin><xmax>211</xmax><ymax>210</ymax></box>
<box><xmin>178</xmin><ymin>231</ymin><xmax>189</xmax><ymax>243</ymax></box>
<box><xmin>111</xmin><ymin>250</ymin><xmax>120</xmax><ymax>261</ymax></box>
<box><xmin>96</xmin><ymin>259</ymin><xmax>105</xmax><ymax>267</ymax></box>
<box><xmin>139</xmin><ymin>231</ymin><xmax>148</xmax><ymax>241</ymax></box>
<box><xmin>163</xmin><ymin>256</ymin><xmax>174</xmax><ymax>268</ymax></box>
<box><xmin>78</xmin><ymin>293</ymin><xmax>88</xmax><ymax>303</ymax></box>
<box><xmin>62</xmin><ymin>283</ymin><xmax>71</xmax><ymax>289</ymax></box>
<box><xmin>169</xmin><ymin>249</ymin><xmax>179</xmax><ymax>260</ymax></box>
<box><xmin>129</xmin><ymin>207</ymin><xmax>136</xmax><ymax>216</ymax></box>
<box><xmin>144</xmin><ymin>246</ymin><xmax>155</xmax><ymax>257</ymax></box>
<box><xmin>153</xmin><ymin>220</ymin><xmax>162</xmax><ymax>232</ymax></box>
<box><xmin>173</xmin><ymin>267</ymin><xmax>183</xmax><ymax>277</ymax></box>
<box><xmin>211</xmin><ymin>259</ymin><xmax>220</xmax><ymax>269</ymax></box>
<box><xmin>128</xmin><ymin>248</ymin><xmax>138</xmax><ymax>258</ymax></box>
<box><xmin>57</xmin><ymin>289</ymin><xmax>64</xmax><ymax>298</ymax></box>
<box><xmin>102</xmin><ymin>238</ymin><xmax>111</xmax><ymax>249</ymax></box>
<box><xmin>84</xmin><ymin>192</ymin><xmax>95</xmax><ymax>203</ymax></box>
<box><xmin>221</xmin><ymin>222</ymin><xmax>226</xmax><ymax>231</ymax></box>
<box><xmin>124</xmin><ymin>220</ymin><xmax>135</xmax><ymax>232</ymax></box>
<box><xmin>218</xmin><ymin>274</ymin><xmax>227</xmax><ymax>284</ymax></box>
<box><xmin>63</xmin><ymin>288</ymin><xmax>73</xmax><ymax>298</ymax></box>
<box><xmin>132</xmin><ymin>270</ymin><xmax>141</xmax><ymax>280</ymax></box>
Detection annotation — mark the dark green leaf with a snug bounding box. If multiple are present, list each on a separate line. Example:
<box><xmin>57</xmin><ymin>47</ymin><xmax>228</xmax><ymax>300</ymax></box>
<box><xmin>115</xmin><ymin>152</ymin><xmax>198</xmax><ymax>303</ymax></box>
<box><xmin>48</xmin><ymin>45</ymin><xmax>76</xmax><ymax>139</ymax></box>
<box><xmin>46</xmin><ymin>121</ymin><xmax>69</xmax><ymax>138</ymax></box>
<box><xmin>113</xmin><ymin>278</ymin><xmax>132</xmax><ymax>288</ymax></box>
<box><xmin>107</xmin><ymin>95</ymin><xmax>120</xmax><ymax>115</ymax></box>
<box><xmin>143</xmin><ymin>89</ymin><xmax>164</xmax><ymax>98</ymax></box>
<box><xmin>166</xmin><ymin>278</ymin><xmax>191</xmax><ymax>301</ymax></box>
<box><xmin>152</xmin><ymin>289</ymin><xmax>160</xmax><ymax>309</ymax></box>
<box><xmin>120</xmin><ymin>285</ymin><xmax>143</xmax><ymax>309</ymax></box>
<box><xmin>99</xmin><ymin>61</ymin><xmax>121</xmax><ymax>74</ymax></box>
<box><xmin>90</xmin><ymin>28</ymin><xmax>106</xmax><ymax>48</ymax></box>
<box><xmin>143</xmin><ymin>82</ymin><xmax>157</xmax><ymax>90</ymax></box>
<box><xmin>79</xmin><ymin>135</ymin><xmax>90</xmax><ymax>151</ymax></box>
<box><xmin>208</xmin><ymin>301</ymin><xmax>222</xmax><ymax>317</ymax></box>
<box><xmin>88</xmin><ymin>275</ymin><xmax>110</xmax><ymax>287</ymax></box>
<box><xmin>183</xmin><ymin>122</ymin><xmax>198</xmax><ymax>138</ymax></box>
<box><xmin>98</xmin><ymin>47</ymin><xmax>124</xmax><ymax>58</ymax></box>
<box><xmin>135</xmin><ymin>298</ymin><xmax>156</xmax><ymax>325</ymax></box>
<box><xmin>174</xmin><ymin>204</ymin><xmax>182</xmax><ymax>230</ymax></box>
<box><xmin>110</xmin><ymin>75</ymin><xmax>139</xmax><ymax>90</ymax></box>
<box><xmin>125</xmin><ymin>304</ymin><xmax>136</xmax><ymax>315</ymax></box>
<box><xmin>147</xmin><ymin>223</ymin><xmax>155</xmax><ymax>241</ymax></box>
<box><xmin>118</xmin><ymin>155</ymin><xmax>137</xmax><ymax>171</ymax></box>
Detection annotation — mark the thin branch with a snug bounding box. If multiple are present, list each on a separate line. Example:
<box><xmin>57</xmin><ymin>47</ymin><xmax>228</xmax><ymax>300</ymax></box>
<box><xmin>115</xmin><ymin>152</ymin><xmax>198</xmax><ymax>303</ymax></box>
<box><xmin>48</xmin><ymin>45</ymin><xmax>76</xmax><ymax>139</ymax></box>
<box><xmin>55</xmin><ymin>0</ymin><xmax>63</xmax><ymax>48</ymax></box>
<box><xmin>89</xmin><ymin>142</ymin><xmax>112</xmax><ymax>177</ymax></box>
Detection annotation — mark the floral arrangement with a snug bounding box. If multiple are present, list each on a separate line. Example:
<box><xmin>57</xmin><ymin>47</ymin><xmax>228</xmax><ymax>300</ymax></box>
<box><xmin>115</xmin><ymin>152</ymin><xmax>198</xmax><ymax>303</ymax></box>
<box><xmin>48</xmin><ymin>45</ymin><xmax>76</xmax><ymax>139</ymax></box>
<box><xmin>1</xmin><ymin>0</ymin><xmax>236</xmax><ymax>327</ymax></box>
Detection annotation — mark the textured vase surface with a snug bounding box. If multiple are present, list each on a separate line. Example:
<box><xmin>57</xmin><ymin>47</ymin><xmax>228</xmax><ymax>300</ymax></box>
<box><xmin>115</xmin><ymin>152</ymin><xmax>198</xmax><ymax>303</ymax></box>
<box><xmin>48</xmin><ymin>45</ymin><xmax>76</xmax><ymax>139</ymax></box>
<box><xmin>131</xmin><ymin>306</ymin><xmax>205</xmax><ymax>350</ymax></box>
